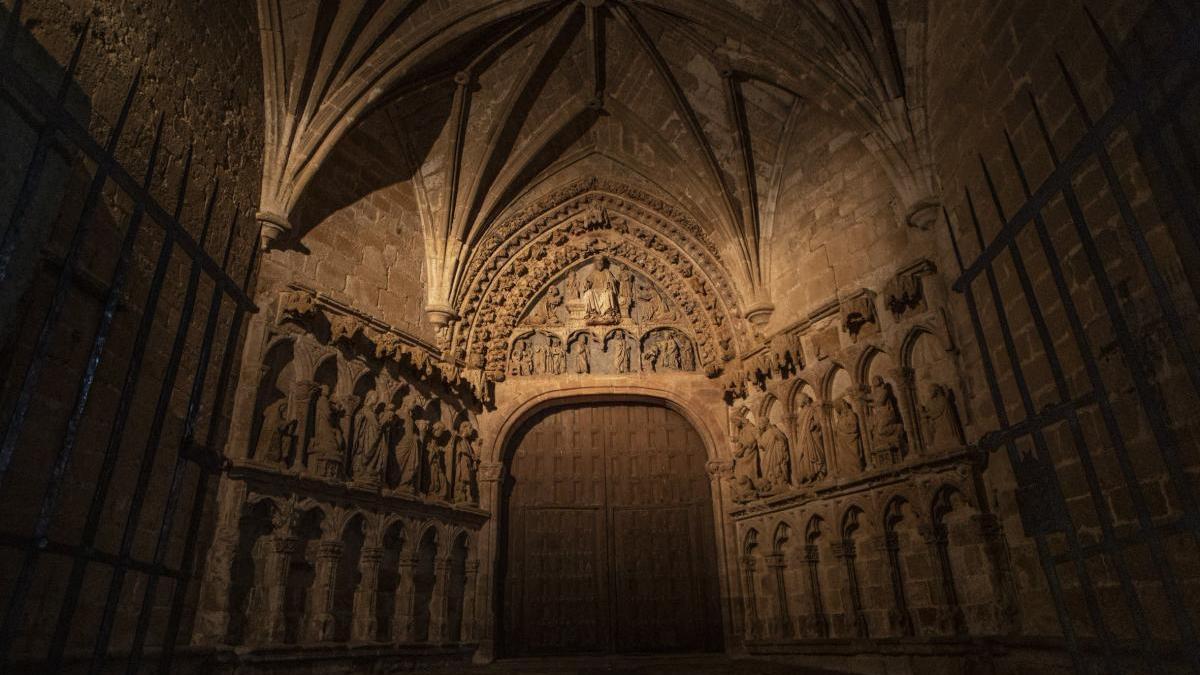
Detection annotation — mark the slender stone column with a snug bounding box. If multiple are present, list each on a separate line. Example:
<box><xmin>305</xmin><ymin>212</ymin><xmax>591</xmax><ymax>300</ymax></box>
<box><xmin>881</xmin><ymin>532</ymin><xmax>914</xmax><ymax>636</ymax></box>
<box><xmin>306</xmin><ymin>540</ymin><xmax>343</xmax><ymax>642</ymax></box>
<box><xmin>803</xmin><ymin>544</ymin><xmax>829</xmax><ymax>638</ymax></box>
<box><xmin>462</xmin><ymin>560</ymin><xmax>480</xmax><ymax>642</ymax></box>
<box><xmin>352</xmin><ymin>546</ymin><xmax>384</xmax><ymax>642</ymax></box>
<box><xmin>472</xmin><ymin>462</ymin><xmax>504</xmax><ymax>661</ymax></box>
<box><xmin>834</xmin><ymin>540</ymin><xmax>869</xmax><ymax>638</ymax></box>
<box><xmin>740</xmin><ymin>555</ymin><xmax>760</xmax><ymax>640</ymax></box>
<box><xmin>393</xmin><ymin>556</ymin><xmax>419</xmax><ymax>642</ymax></box>
<box><xmin>765</xmin><ymin>553</ymin><xmax>791</xmax><ymax>639</ymax></box>
<box><xmin>289</xmin><ymin>379</ymin><xmax>320</xmax><ymax>472</ymax></box>
<box><xmin>430</xmin><ymin>557</ymin><xmax>452</xmax><ymax>642</ymax></box>
<box><xmin>191</xmin><ymin>479</ymin><xmax>247</xmax><ymax>644</ymax></box>
<box><xmin>264</xmin><ymin>536</ymin><xmax>297</xmax><ymax>643</ymax></box>
<box><xmin>921</xmin><ymin>523</ymin><xmax>967</xmax><ymax>635</ymax></box>
<box><xmin>889</xmin><ymin>366</ymin><xmax>920</xmax><ymax>456</ymax></box>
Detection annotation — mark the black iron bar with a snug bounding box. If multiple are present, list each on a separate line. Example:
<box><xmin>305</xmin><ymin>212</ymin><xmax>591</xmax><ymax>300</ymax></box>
<box><xmin>951</xmin><ymin>16</ymin><xmax>1200</xmax><ymax>292</ymax></box>
<box><xmin>0</xmin><ymin>20</ymin><xmax>87</xmax><ymax>285</ymax></box>
<box><xmin>1029</xmin><ymin>74</ymin><xmax>1200</xmax><ymax>670</ymax></box>
<box><xmin>19</xmin><ymin>112</ymin><xmax>164</xmax><ymax>666</ymax></box>
<box><xmin>0</xmin><ymin>60</ymin><xmax>138</xmax><ymax>486</ymax></box>
<box><xmin>0</xmin><ymin>65</ymin><xmax>140</xmax><ymax>663</ymax></box>
<box><xmin>1008</xmin><ymin>103</ymin><xmax>1200</xmax><ymax>669</ymax></box>
<box><xmin>980</xmin><ymin>148</ymin><xmax>1151</xmax><ymax>648</ymax></box>
<box><xmin>1086</xmin><ymin>7</ymin><xmax>1200</xmax><ymax>253</ymax></box>
<box><xmin>0</xmin><ymin>531</ymin><xmax>185</xmax><ymax>580</ymax></box>
<box><xmin>42</xmin><ymin>147</ymin><xmax>193</xmax><ymax>671</ymax></box>
<box><xmin>125</xmin><ymin>207</ymin><xmax>242</xmax><ymax>673</ymax></box>
<box><xmin>963</xmin><ymin>188</ymin><xmax>1117</xmax><ymax>671</ymax></box>
<box><xmin>0</xmin><ymin>55</ymin><xmax>256</xmax><ymax>309</ymax></box>
<box><xmin>87</xmin><ymin>181</ymin><xmax>221</xmax><ymax>673</ymax></box>
<box><xmin>942</xmin><ymin>207</ymin><xmax>1087</xmax><ymax>675</ymax></box>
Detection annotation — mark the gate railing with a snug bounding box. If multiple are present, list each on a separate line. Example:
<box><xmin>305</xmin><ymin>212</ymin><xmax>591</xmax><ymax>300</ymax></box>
<box><xmin>0</xmin><ymin>3</ymin><xmax>257</xmax><ymax>673</ymax></box>
<box><xmin>945</xmin><ymin>3</ymin><xmax>1200</xmax><ymax>673</ymax></box>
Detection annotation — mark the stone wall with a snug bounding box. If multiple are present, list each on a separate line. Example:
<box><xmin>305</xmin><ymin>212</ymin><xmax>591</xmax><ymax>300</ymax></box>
<box><xmin>0</xmin><ymin>0</ymin><xmax>262</xmax><ymax>666</ymax></box>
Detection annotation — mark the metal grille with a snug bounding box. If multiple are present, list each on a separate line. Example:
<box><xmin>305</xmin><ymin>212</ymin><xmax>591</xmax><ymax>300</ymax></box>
<box><xmin>945</xmin><ymin>3</ymin><xmax>1200</xmax><ymax>673</ymax></box>
<box><xmin>0</xmin><ymin>3</ymin><xmax>257</xmax><ymax>672</ymax></box>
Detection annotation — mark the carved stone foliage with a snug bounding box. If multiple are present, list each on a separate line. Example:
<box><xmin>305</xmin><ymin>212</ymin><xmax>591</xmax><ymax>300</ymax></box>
<box><xmin>449</xmin><ymin>185</ymin><xmax>741</xmax><ymax>382</ymax></box>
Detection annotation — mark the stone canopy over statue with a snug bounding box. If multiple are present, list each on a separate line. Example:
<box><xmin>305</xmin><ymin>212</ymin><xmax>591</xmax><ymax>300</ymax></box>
<box><xmin>581</xmin><ymin>256</ymin><xmax>621</xmax><ymax>324</ymax></box>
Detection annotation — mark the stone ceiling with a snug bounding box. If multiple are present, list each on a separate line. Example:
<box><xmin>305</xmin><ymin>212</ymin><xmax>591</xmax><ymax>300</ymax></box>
<box><xmin>254</xmin><ymin>0</ymin><xmax>935</xmax><ymax>328</ymax></box>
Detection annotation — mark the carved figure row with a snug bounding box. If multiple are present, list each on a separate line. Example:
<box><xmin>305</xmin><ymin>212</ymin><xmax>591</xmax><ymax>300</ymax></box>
<box><xmin>247</xmin><ymin>335</ymin><xmax>481</xmax><ymax>505</ymax></box>
<box><xmin>507</xmin><ymin>327</ymin><xmax>696</xmax><ymax>377</ymax></box>
<box><xmin>212</xmin><ymin>494</ymin><xmax>479</xmax><ymax>647</ymax></box>
<box><xmin>736</xmin><ymin>480</ymin><xmax>1016</xmax><ymax>641</ymax></box>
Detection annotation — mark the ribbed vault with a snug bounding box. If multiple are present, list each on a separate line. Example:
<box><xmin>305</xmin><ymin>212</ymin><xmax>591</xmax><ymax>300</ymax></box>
<box><xmin>255</xmin><ymin>0</ymin><xmax>934</xmax><ymax>333</ymax></box>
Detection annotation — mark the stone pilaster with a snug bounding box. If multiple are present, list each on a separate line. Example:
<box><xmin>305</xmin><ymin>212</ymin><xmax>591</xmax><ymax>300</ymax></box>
<box><xmin>306</xmin><ymin>540</ymin><xmax>343</xmax><ymax>642</ymax></box>
<box><xmin>472</xmin><ymin>462</ymin><xmax>504</xmax><ymax>662</ymax></box>
<box><xmin>352</xmin><ymin>546</ymin><xmax>384</xmax><ymax>642</ymax></box>
<box><xmin>264</xmin><ymin>536</ymin><xmax>297</xmax><ymax>643</ymax></box>
<box><xmin>462</xmin><ymin>560</ymin><xmax>480</xmax><ymax>642</ymax></box>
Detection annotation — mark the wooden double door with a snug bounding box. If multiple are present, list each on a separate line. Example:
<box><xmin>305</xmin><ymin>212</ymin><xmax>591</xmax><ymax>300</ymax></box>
<box><xmin>501</xmin><ymin>402</ymin><xmax>722</xmax><ymax>655</ymax></box>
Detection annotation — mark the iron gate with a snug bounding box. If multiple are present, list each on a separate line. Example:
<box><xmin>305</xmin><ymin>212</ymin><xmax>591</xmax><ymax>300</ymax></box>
<box><xmin>945</xmin><ymin>3</ymin><xmax>1200</xmax><ymax>674</ymax></box>
<box><xmin>0</xmin><ymin>3</ymin><xmax>257</xmax><ymax>673</ymax></box>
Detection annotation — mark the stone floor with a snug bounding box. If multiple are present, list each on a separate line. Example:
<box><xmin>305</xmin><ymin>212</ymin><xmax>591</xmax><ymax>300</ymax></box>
<box><xmin>420</xmin><ymin>654</ymin><xmax>849</xmax><ymax>674</ymax></box>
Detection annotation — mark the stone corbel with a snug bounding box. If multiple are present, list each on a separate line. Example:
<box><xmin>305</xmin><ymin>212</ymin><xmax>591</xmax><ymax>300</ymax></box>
<box><xmin>257</xmin><ymin>210</ymin><xmax>292</xmax><ymax>251</ymax></box>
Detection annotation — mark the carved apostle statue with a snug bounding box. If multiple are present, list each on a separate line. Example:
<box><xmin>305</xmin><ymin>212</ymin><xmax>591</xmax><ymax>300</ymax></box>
<box><xmin>424</xmin><ymin>421</ymin><xmax>450</xmax><ymax>499</ymax></box>
<box><xmin>613</xmin><ymin>334</ymin><xmax>630</xmax><ymax>373</ymax></box>
<box><xmin>309</xmin><ymin>386</ymin><xmax>345</xmax><ymax>476</ymax></box>
<box><xmin>572</xmin><ymin>338</ymin><xmax>590</xmax><ymax>374</ymax></box>
<box><xmin>453</xmin><ymin>421</ymin><xmax>480</xmax><ymax>505</ymax></box>
<box><xmin>351</xmin><ymin>391</ymin><xmax>393</xmax><ymax>485</ymax></box>
<box><xmin>832</xmin><ymin>396</ymin><xmax>866</xmax><ymax>475</ymax></box>
<box><xmin>661</xmin><ymin>336</ymin><xmax>680</xmax><ymax>370</ymax></box>
<box><xmin>921</xmin><ymin>383</ymin><xmax>965</xmax><ymax>451</ymax></box>
<box><xmin>548</xmin><ymin>341</ymin><xmax>567</xmax><ymax>375</ymax></box>
<box><xmin>511</xmin><ymin>340</ymin><xmax>527</xmax><ymax>376</ymax></box>
<box><xmin>582</xmin><ymin>256</ymin><xmax>620</xmax><ymax>323</ymax></box>
<box><xmin>392</xmin><ymin>412</ymin><xmax>422</xmax><ymax>492</ymax></box>
<box><xmin>869</xmin><ymin>376</ymin><xmax>907</xmax><ymax>463</ymax></box>
<box><xmin>794</xmin><ymin>394</ymin><xmax>828</xmax><ymax>483</ymax></box>
<box><xmin>756</xmin><ymin>416</ymin><xmax>791</xmax><ymax>492</ymax></box>
<box><xmin>254</xmin><ymin>398</ymin><xmax>296</xmax><ymax>466</ymax></box>
<box><xmin>730</xmin><ymin>413</ymin><xmax>762</xmax><ymax>502</ymax></box>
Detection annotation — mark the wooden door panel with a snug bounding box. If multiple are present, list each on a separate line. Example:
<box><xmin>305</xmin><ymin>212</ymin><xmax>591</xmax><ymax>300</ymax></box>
<box><xmin>504</xmin><ymin>403</ymin><xmax>720</xmax><ymax>655</ymax></box>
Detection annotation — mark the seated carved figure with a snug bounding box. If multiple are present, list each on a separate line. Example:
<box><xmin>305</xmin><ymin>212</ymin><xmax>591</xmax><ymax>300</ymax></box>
<box><xmin>729</xmin><ymin>414</ymin><xmax>762</xmax><ymax>502</ymax></box>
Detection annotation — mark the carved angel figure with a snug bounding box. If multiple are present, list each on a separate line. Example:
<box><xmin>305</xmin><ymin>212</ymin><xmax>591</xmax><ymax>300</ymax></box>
<box><xmin>756</xmin><ymin>417</ymin><xmax>791</xmax><ymax>491</ymax></box>
<box><xmin>869</xmin><ymin>376</ymin><xmax>907</xmax><ymax>464</ymax></box>
<box><xmin>254</xmin><ymin>399</ymin><xmax>296</xmax><ymax>466</ymax></box>
<box><xmin>794</xmin><ymin>394</ymin><xmax>828</xmax><ymax>483</ymax></box>
<box><xmin>921</xmin><ymin>384</ymin><xmax>965</xmax><ymax>451</ymax></box>
<box><xmin>453</xmin><ymin>421</ymin><xmax>480</xmax><ymax>505</ymax></box>
<box><xmin>832</xmin><ymin>396</ymin><xmax>866</xmax><ymax>475</ymax></box>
